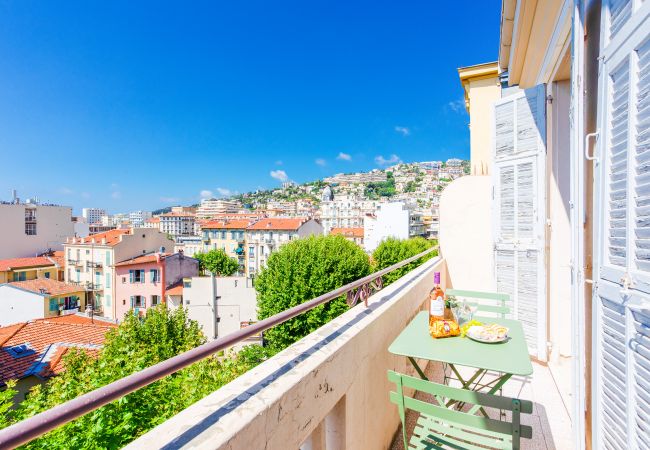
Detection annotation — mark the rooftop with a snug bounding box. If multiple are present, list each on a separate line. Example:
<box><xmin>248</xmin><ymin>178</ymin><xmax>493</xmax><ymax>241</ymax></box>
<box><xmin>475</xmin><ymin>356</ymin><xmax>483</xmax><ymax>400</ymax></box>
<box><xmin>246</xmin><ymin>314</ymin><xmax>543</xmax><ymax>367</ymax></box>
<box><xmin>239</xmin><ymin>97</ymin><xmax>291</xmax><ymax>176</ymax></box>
<box><xmin>201</xmin><ymin>219</ymin><xmax>255</xmax><ymax>230</ymax></box>
<box><xmin>247</xmin><ymin>217</ymin><xmax>310</xmax><ymax>231</ymax></box>
<box><xmin>114</xmin><ymin>253</ymin><xmax>172</xmax><ymax>267</ymax></box>
<box><xmin>0</xmin><ymin>257</ymin><xmax>55</xmax><ymax>272</ymax></box>
<box><xmin>67</xmin><ymin>229</ymin><xmax>131</xmax><ymax>247</ymax></box>
<box><xmin>330</xmin><ymin>227</ymin><xmax>364</xmax><ymax>238</ymax></box>
<box><xmin>4</xmin><ymin>279</ymin><xmax>84</xmax><ymax>296</ymax></box>
<box><xmin>0</xmin><ymin>317</ymin><xmax>115</xmax><ymax>386</ymax></box>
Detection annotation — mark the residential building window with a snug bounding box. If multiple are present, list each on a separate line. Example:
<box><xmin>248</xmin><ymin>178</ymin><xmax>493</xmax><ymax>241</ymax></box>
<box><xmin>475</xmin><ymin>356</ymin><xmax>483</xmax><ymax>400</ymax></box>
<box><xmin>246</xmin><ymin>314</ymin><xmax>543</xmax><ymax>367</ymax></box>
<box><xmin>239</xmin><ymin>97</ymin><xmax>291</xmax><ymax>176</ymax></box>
<box><xmin>44</xmin><ymin>272</ymin><xmax>50</xmax><ymax>279</ymax></box>
<box><xmin>122</xmin><ymin>276</ymin><xmax>126</xmax><ymax>284</ymax></box>
<box><xmin>105</xmin><ymin>273</ymin><xmax>111</xmax><ymax>288</ymax></box>
<box><xmin>76</xmin><ymin>249</ymin><xmax>80</xmax><ymax>260</ymax></box>
<box><xmin>150</xmin><ymin>269</ymin><xmax>159</xmax><ymax>283</ymax></box>
<box><xmin>25</xmin><ymin>223</ymin><xmax>37</xmax><ymax>235</ymax></box>
<box><xmin>75</xmin><ymin>269</ymin><xmax>80</xmax><ymax>282</ymax></box>
<box><xmin>221</xmin><ymin>231</ymin><xmax>226</xmax><ymax>239</ymax></box>
<box><xmin>231</xmin><ymin>231</ymin><xmax>236</xmax><ymax>240</ymax></box>
<box><xmin>129</xmin><ymin>269</ymin><xmax>145</xmax><ymax>283</ymax></box>
<box><xmin>183</xmin><ymin>279</ymin><xmax>191</xmax><ymax>288</ymax></box>
<box><xmin>106</xmin><ymin>294</ymin><xmax>111</xmax><ymax>307</ymax></box>
<box><xmin>151</xmin><ymin>295</ymin><xmax>160</xmax><ymax>306</ymax></box>
<box><xmin>13</xmin><ymin>272</ymin><xmax>26</xmax><ymax>282</ymax></box>
<box><xmin>86</xmin><ymin>249</ymin><xmax>90</xmax><ymax>255</ymax></box>
<box><xmin>105</xmin><ymin>251</ymin><xmax>111</xmax><ymax>266</ymax></box>
<box><xmin>131</xmin><ymin>295</ymin><xmax>145</xmax><ymax>308</ymax></box>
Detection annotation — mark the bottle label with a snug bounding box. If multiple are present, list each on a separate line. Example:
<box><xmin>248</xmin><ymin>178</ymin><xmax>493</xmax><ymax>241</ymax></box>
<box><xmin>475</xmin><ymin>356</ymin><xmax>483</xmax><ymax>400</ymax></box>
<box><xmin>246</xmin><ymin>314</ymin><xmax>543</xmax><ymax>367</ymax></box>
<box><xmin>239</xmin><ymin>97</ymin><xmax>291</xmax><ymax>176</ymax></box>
<box><xmin>430</xmin><ymin>296</ymin><xmax>445</xmax><ymax>316</ymax></box>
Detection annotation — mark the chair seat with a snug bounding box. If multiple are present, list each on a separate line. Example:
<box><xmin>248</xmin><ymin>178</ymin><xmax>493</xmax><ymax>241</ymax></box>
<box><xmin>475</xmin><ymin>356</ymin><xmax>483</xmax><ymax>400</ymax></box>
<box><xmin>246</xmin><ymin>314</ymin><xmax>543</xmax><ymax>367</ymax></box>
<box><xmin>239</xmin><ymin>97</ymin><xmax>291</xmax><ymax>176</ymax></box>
<box><xmin>409</xmin><ymin>413</ymin><xmax>514</xmax><ymax>450</ymax></box>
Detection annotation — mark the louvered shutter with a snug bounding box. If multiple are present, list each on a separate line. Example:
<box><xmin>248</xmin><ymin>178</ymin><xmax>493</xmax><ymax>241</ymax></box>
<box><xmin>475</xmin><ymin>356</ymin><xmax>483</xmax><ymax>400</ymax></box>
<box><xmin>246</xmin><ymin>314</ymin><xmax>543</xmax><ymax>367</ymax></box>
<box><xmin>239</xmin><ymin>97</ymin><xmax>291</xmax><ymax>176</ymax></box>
<box><xmin>493</xmin><ymin>84</ymin><xmax>547</xmax><ymax>361</ymax></box>
<box><xmin>593</xmin><ymin>3</ymin><xmax>650</xmax><ymax>448</ymax></box>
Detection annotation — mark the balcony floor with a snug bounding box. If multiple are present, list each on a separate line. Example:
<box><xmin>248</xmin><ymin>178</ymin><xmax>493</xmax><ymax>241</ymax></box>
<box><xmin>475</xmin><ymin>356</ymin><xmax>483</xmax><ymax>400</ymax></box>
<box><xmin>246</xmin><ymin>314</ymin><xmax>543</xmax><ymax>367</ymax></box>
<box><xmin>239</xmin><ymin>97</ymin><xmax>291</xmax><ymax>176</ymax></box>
<box><xmin>390</xmin><ymin>360</ymin><xmax>573</xmax><ymax>450</ymax></box>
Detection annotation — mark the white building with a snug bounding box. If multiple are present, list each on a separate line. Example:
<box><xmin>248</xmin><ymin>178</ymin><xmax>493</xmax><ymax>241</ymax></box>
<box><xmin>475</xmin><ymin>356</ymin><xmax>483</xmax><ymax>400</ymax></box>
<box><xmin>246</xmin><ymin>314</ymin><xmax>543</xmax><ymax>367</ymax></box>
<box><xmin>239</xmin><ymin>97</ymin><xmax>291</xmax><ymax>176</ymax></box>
<box><xmin>129</xmin><ymin>211</ymin><xmax>152</xmax><ymax>227</ymax></box>
<box><xmin>177</xmin><ymin>276</ymin><xmax>260</xmax><ymax>349</ymax></box>
<box><xmin>319</xmin><ymin>196</ymin><xmax>381</xmax><ymax>234</ymax></box>
<box><xmin>82</xmin><ymin>208</ymin><xmax>106</xmax><ymax>225</ymax></box>
<box><xmin>364</xmin><ymin>202</ymin><xmax>411</xmax><ymax>253</ymax></box>
<box><xmin>245</xmin><ymin>218</ymin><xmax>323</xmax><ymax>276</ymax></box>
<box><xmin>63</xmin><ymin>228</ymin><xmax>174</xmax><ymax>320</ymax></box>
<box><xmin>0</xmin><ymin>203</ymin><xmax>74</xmax><ymax>259</ymax></box>
<box><xmin>159</xmin><ymin>212</ymin><xmax>196</xmax><ymax>240</ymax></box>
<box><xmin>173</xmin><ymin>236</ymin><xmax>203</xmax><ymax>257</ymax></box>
<box><xmin>196</xmin><ymin>199</ymin><xmax>242</xmax><ymax>219</ymax></box>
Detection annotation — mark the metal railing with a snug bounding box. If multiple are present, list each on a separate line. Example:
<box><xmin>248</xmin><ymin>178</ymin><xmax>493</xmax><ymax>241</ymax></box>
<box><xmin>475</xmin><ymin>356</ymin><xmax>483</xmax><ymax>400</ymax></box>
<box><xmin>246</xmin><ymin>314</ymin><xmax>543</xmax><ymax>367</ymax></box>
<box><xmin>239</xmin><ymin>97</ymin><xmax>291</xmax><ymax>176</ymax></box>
<box><xmin>0</xmin><ymin>247</ymin><xmax>437</xmax><ymax>449</ymax></box>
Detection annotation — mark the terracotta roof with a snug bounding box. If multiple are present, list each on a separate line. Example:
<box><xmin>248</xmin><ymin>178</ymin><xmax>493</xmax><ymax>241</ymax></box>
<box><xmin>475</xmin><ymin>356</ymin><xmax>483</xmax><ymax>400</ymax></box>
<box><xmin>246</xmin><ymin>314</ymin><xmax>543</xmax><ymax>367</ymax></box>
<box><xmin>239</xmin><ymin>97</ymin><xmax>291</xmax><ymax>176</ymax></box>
<box><xmin>159</xmin><ymin>212</ymin><xmax>195</xmax><ymax>217</ymax></box>
<box><xmin>246</xmin><ymin>218</ymin><xmax>309</xmax><ymax>231</ymax></box>
<box><xmin>115</xmin><ymin>253</ymin><xmax>171</xmax><ymax>267</ymax></box>
<box><xmin>201</xmin><ymin>219</ymin><xmax>254</xmax><ymax>230</ymax></box>
<box><xmin>48</xmin><ymin>251</ymin><xmax>65</xmax><ymax>267</ymax></box>
<box><xmin>68</xmin><ymin>229</ymin><xmax>131</xmax><ymax>246</ymax></box>
<box><xmin>165</xmin><ymin>281</ymin><xmax>183</xmax><ymax>296</ymax></box>
<box><xmin>330</xmin><ymin>227</ymin><xmax>364</xmax><ymax>238</ymax></box>
<box><xmin>0</xmin><ymin>257</ymin><xmax>55</xmax><ymax>272</ymax></box>
<box><xmin>0</xmin><ymin>318</ymin><xmax>114</xmax><ymax>385</ymax></box>
<box><xmin>37</xmin><ymin>314</ymin><xmax>117</xmax><ymax>326</ymax></box>
<box><xmin>146</xmin><ymin>217</ymin><xmax>160</xmax><ymax>223</ymax></box>
<box><xmin>5</xmin><ymin>279</ymin><xmax>84</xmax><ymax>296</ymax></box>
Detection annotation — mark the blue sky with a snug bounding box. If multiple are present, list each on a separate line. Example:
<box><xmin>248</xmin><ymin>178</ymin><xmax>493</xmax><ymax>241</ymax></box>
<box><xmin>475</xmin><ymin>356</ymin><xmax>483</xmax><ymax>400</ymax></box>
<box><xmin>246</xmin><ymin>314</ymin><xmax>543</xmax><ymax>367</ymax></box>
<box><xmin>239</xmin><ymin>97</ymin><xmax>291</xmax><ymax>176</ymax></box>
<box><xmin>0</xmin><ymin>0</ymin><xmax>500</xmax><ymax>213</ymax></box>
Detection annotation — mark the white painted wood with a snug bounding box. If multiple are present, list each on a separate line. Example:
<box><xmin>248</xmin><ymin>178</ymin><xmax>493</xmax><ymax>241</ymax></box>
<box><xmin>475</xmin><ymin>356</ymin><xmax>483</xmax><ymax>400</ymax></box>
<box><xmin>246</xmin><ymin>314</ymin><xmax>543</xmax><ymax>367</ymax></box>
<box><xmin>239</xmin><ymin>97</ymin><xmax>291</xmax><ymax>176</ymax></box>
<box><xmin>593</xmin><ymin>3</ymin><xmax>650</xmax><ymax>448</ymax></box>
<box><xmin>492</xmin><ymin>84</ymin><xmax>548</xmax><ymax>361</ymax></box>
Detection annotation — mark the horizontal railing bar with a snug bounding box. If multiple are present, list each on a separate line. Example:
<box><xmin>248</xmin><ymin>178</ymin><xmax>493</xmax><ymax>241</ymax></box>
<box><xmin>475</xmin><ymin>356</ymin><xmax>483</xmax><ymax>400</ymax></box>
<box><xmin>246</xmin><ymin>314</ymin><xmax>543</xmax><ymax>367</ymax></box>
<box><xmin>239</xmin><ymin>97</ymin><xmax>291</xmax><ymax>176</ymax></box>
<box><xmin>0</xmin><ymin>247</ymin><xmax>438</xmax><ymax>449</ymax></box>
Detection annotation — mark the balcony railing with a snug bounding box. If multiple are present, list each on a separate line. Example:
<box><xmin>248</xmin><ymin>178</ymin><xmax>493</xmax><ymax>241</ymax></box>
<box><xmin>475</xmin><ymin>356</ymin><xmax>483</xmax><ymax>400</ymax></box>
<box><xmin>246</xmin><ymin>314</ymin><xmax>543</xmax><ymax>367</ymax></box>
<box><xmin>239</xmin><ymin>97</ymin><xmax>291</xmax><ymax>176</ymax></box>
<box><xmin>85</xmin><ymin>282</ymin><xmax>102</xmax><ymax>291</ymax></box>
<box><xmin>0</xmin><ymin>248</ymin><xmax>437</xmax><ymax>449</ymax></box>
<box><xmin>86</xmin><ymin>261</ymin><xmax>102</xmax><ymax>269</ymax></box>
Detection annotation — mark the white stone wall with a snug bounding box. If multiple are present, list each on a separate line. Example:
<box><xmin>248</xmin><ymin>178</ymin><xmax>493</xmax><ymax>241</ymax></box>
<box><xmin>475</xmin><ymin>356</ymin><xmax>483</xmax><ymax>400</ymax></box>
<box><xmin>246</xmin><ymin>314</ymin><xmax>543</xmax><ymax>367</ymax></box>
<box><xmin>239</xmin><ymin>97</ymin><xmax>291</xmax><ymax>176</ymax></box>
<box><xmin>0</xmin><ymin>286</ymin><xmax>45</xmax><ymax>326</ymax></box>
<box><xmin>127</xmin><ymin>256</ymin><xmax>446</xmax><ymax>450</ymax></box>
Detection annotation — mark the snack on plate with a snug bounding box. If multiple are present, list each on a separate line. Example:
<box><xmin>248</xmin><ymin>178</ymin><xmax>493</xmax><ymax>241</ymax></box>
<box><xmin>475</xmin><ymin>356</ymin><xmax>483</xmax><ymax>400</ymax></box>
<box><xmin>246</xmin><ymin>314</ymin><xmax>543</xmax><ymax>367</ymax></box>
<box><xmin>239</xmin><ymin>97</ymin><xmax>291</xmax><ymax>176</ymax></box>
<box><xmin>460</xmin><ymin>319</ymin><xmax>483</xmax><ymax>337</ymax></box>
<box><xmin>429</xmin><ymin>319</ymin><xmax>460</xmax><ymax>338</ymax></box>
<box><xmin>467</xmin><ymin>323</ymin><xmax>509</xmax><ymax>342</ymax></box>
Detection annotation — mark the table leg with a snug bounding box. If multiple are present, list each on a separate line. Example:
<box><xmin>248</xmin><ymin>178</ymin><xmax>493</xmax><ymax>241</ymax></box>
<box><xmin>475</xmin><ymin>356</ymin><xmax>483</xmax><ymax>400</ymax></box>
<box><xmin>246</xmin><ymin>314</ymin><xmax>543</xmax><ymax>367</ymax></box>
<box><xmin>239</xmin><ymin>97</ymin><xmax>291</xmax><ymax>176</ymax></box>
<box><xmin>407</xmin><ymin>356</ymin><xmax>428</xmax><ymax>380</ymax></box>
<box><xmin>467</xmin><ymin>373</ymin><xmax>513</xmax><ymax>416</ymax></box>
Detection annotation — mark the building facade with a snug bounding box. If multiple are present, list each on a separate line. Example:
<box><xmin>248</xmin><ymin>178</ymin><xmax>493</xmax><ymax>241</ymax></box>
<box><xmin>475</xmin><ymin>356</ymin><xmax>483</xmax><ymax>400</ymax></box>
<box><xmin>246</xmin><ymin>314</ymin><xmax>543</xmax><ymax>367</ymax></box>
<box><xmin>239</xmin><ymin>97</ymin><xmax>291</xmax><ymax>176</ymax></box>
<box><xmin>201</xmin><ymin>219</ymin><xmax>252</xmax><ymax>275</ymax></box>
<box><xmin>0</xmin><ymin>203</ymin><xmax>74</xmax><ymax>260</ymax></box>
<box><xmin>196</xmin><ymin>199</ymin><xmax>242</xmax><ymax>219</ymax></box>
<box><xmin>319</xmin><ymin>196</ymin><xmax>381</xmax><ymax>235</ymax></box>
<box><xmin>81</xmin><ymin>208</ymin><xmax>106</xmax><ymax>225</ymax></box>
<box><xmin>159</xmin><ymin>212</ymin><xmax>196</xmax><ymax>240</ymax></box>
<box><xmin>329</xmin><ymin>227</ymin><xmax>364</xmax><ymax>246</ymax></box>
<box><xmin>63</xmin><ymin>229</ymin><xmax>175</xmax><ymax>320</ymax></box>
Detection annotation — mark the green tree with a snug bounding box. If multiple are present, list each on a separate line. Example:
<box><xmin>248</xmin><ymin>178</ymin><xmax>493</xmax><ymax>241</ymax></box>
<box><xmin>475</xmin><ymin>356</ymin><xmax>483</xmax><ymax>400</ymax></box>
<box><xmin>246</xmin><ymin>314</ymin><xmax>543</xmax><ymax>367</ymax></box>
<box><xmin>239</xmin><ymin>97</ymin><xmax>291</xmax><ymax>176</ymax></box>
<box><xmin>256</xmin><ymin>235</ymin><xmax>371</xmax><ymax>351</ymax></box>
<box><xmin>194</xmin><ymin>249</ymin><xmax>240</xmax><ymax>276</ymax></box>
<box><xmin>1</xmin><ymin>307</ymin><xmax>274</xmax><ymax>449</ymax></box>
<box><xmin>404</xmin><ymin>181</ymin><xmax>417</xmax><ymax>192</ymax></box>
<box><xmin>372</xmin><ymin>237</ymin><xmax>437</xmax><ymax>285</ymax></box>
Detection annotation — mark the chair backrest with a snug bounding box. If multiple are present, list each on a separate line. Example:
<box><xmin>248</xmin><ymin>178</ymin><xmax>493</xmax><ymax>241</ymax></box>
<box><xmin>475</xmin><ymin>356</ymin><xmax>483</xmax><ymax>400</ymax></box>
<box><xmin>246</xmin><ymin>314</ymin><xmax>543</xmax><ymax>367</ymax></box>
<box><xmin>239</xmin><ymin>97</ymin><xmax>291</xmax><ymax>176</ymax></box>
<box><xmin>388</xmin><ymin>370</ymin><xmax>532</xmax><ymax>450</ymax></box>
<box><xmin>446</xmin><ymin>288</ymin><xmax>511</xmax><ymax>318</ymax></box>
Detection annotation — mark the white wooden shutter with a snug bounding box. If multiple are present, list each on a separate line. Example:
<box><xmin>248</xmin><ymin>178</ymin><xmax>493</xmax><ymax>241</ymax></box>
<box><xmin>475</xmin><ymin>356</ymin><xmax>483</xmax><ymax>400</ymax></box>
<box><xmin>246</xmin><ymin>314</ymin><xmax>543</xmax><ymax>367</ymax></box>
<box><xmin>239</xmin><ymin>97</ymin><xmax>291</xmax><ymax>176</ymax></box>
<box><xmin>593</xmin><ymin>2</ymin><xmax>650</xmax><ymax>449</ymax></box>
<box><xmin>493</xmin><ymin>84</ymin><xmax>547</xmax><ymax>361</ymax></box>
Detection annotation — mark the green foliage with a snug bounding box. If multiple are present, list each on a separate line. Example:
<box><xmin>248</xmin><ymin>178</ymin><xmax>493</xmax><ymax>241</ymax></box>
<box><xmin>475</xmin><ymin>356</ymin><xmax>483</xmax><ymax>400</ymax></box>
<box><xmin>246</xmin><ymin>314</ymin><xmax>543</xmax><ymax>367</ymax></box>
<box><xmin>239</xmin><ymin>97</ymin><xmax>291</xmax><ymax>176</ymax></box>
<box><xmin>255</xmin><ymin>235</ymin><xmax>371</xmax><ymax>351</ymax></box>
<box><xmin>372</xmin><ymin>237</ymin><xmax>437</xmax><ymax>285</ymax></box>
<box><xmin>194</xmin><ymin>249</ymin><xmax>240</xmax><ymax>276</ymax></box>
<box><xmin>0</xmin><ymin>307</ymin><xmax>275</xmax><ymax>449</ymax></box>
<box><xmin>0</xmin><ymin>381</ymin><xmax>17</xmax><ymax>429</ymax></box>
<box><xmin>404</xmin><ymin>181</ymin><xmax>417</xmax><ymax>193</ymax></box>
<box><xmin>364</xmin><ymin>174</ymin><xmax>396</xmax><ymax>199</ymax></box>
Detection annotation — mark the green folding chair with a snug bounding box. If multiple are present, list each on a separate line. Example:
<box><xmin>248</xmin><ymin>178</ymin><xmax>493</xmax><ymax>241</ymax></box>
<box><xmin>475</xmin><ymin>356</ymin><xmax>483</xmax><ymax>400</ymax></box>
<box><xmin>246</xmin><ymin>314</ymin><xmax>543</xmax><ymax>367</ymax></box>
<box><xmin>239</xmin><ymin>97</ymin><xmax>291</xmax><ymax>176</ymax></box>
<box><xmin>445</xmin><ymin>289</ymin><xmax>511</xmax><ymax>318</ymax></box>
<box><xmin>388</xmin><ymin>370</ymin><xmax>533</xmax><ymax>450</ymax></box>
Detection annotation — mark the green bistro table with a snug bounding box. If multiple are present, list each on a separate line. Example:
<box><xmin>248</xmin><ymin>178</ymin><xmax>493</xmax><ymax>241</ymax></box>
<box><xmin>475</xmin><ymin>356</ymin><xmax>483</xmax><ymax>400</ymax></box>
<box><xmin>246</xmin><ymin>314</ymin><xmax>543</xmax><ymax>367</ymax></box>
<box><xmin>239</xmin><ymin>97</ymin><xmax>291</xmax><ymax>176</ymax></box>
<box><xmin>388</xmin><ymin>311</ymin><xmax>533</xmax><ymax>416</ymax></box>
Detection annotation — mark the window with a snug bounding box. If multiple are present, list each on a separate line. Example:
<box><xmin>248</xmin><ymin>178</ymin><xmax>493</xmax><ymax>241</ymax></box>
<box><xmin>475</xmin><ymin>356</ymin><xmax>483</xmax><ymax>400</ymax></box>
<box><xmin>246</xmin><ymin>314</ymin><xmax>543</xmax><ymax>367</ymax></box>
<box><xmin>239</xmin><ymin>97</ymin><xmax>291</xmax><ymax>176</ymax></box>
<box><xmin>122</xmin><ymin>276</ymin><xmax>126</xmax><ymax>284</ymax></box>
<box><xmin>151</xmin><ymin>295</ymin><xmax>160</xmax><ymax>306</ymax></box>
<box><xmin>49</xmin><ymin>298</ymin><xmax>59</xmax><ymax>312</ymax></box>
<box><xmin>75</xmin><ymin>269</ymin><xmax>80</xmax><ymax>282</ymax></box>
<box><xmin>231</xmin><ymin>231</ymin><xmax>236</xmax><ymax>240</ymax></box>
<box><xmin>105</xmin><ymin>273</ymin><xmax>111</xmax><ymax>288</ymax></box>
<box><xmin>150</xmin><ymin>269</ymin><xmax>159</xmax><ymax>283</ymax></box>
<box><xmin>131</xmin><ymin>295</ymin><xmax>145</xmax><ymax>308</ymax></box>
<box><xmin>129</xmin><ymin>269</ymin><xmax>145</xmax><ymax>283</ymax></box>
<box><xmin>105</xmin><ymin>294</ymin><xmax>111</xmax><ymax>307</ymax></box>
<box><xmin>25</xmin><ymin>223</ymin><xmax>36</xmax><ymax>235</ymax></box>
<box><xmin>221</xmin><ymin>231</ymin><xmax>227</xmax><ymax>239</ymax></box>
<box><xmin>13</xmin><ymin>272</ymin><xmax>26</xmax><ymax>281</ymax></box>
<box><xmin>86</xmin><ymin>249</ymin><xmax>90</xmax><ymax>255</ymax></box>
<box><xmin>44</xmin><ymin>272</ymin><xmax>50</xmax><ymax>279</ymax></box>
<box><xmin>105</xmin><ymin>251</ymin><xmax>111</xmax><ymax>266</ymax></box>
<box><xmin>183</xmin><ymin>279</ymin><xmax>192</xmax><ymax>288</ymax></box>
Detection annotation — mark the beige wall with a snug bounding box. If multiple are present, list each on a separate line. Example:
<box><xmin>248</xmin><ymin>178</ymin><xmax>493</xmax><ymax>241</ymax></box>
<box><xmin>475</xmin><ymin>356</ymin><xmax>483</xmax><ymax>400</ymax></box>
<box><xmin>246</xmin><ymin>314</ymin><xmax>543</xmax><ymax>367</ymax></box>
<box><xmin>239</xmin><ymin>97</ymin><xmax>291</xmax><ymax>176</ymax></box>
<box><xmin>439</xmin><ymin>176</ymin><xmax>494</xmax><ymax>292</ymax></box>
<box><xmin>466</xmin><ymin>77</ymin><xmax>500</xmax><ymax>175</ymax></box>
<box><xmin>127</xmin><ymin>256</ymin><xmax>447</xmax><ymax>450</ymax></box>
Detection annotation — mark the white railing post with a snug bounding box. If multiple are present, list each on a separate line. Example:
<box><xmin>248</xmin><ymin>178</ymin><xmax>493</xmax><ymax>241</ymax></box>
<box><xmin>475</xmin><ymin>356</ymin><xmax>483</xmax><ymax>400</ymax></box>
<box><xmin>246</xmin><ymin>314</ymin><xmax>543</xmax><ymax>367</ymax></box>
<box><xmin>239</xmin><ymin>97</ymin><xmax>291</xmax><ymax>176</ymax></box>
<box><xmin>325</xmin><ymin>396</ymin><xmax>346</xmax><ymax>450</ymax></box>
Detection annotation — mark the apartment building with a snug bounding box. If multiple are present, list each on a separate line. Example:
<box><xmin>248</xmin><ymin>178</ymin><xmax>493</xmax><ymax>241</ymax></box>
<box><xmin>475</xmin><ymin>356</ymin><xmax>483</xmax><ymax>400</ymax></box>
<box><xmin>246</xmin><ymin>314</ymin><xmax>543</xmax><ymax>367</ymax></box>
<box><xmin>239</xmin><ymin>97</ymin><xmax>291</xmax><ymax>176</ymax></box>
<box><xmin>113</xmin><ymin>252</ymin><xmax>199</xmax><ymax>321</ymax></box>
<box><xmin>196</xmin><ymin>199</ymin><xmax>242</xmax><ymax>219</ymax></box>
<box><xmin>173</xmin><ymin>236</ymin><xmax>203</xmax><ymax>257</ymax></box>
<box><xmin>201</xmin><ymin>219</ymin><xmax>252</xmax><ymax>275</ymax></box>
<box><xmin>0</xmin><ymin>202</ymin><xmax>74</xmax><ymax>259</ymax></box>
<box><xmin>364</xmin><ymin>202</ymin><xmax>412</xmax><ymax>252</ymax></box>
<box><xmin>323</xmin><ymin>170</ymin><xmax>387</xmax><ymax>185</ymax></box>
<box><xmin>0</xmin><ymin>255</ymin><xmax>63</xmax><ymax>283</ymax></box>
<box><xmin>81</xmin><ymin>208</ymin><xmax>106</xmax><ymax>225</ymax></box>
<box><xmin>128</xmin><ymin>211</ymin><xmax>152</xmax><ymax>227</ymax></box>
<box><xmin>63</xmin><ymin>228</ymin><xmax>174</xmax><ymax>319</ymax></box>
<box><xmin>329</xmin><ymin>227</ymin><xmax>364</xmax><ymax>246</ymax></box>
<box><xmin>319</xmin><ymin>195</ymin><xmax>381</xmax><ymax>234</ymax></box>
<box><xmin>158</xmin><ymin>212</ymin><xmax>196</xmax><ymax>240</ymax></box>
<box><xmin>245</xmin><ymin>218</ymin><xmax>322</xmax><ymax>276</ymax></box>
<box><xmin>0</xmin><ymin>278</ymin><xmax>87</xmax><ymax>326</ymax></box>
<box><xmin>142</xmin><ymin>217</ymin><xmax>160</xmax><ymax>229</ymax></box>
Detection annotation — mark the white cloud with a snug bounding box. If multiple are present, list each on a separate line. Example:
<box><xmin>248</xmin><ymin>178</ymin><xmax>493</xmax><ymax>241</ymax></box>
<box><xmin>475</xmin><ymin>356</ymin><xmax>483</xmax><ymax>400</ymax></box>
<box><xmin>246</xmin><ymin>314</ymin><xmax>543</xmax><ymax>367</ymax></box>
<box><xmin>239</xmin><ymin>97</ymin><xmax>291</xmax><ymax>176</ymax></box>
<box><xmin>337</xmin><ymin>152</ymin><xmax>352</xmax><ymax>161</ymax></box>
<box><xmin>270</xmin><ymin>170</ymin><xmax>289</xmax><ymax>182</ymax></box>
<box><xmin>447</xmin><ymin>98</ymin><xmax>466</xmax><ymax>113</ymax></box>
<box><xmin>200</xmin><ymin>190</ymin><xmax>213</xmax><ymax>199</ymax></box>
<box><xmin>111</xmin><ymin>191</ymin><xmax>121</xmax><ymax>199</ymax></box>
<box><xmin>160</xmin><ymin>196</ymin><xmax>179</xmax><ymax>203</ymax></box>
<box><xmin>394</xmin><ymin>126</ymin><xmax>410</xmax><ymax>136</ymax></box>
<box><xmin>216</xmin><ymin>187</ymin><xmax>233</xmax><ymax>196</ymax></box>
<box><xmin>58</xmin><ymin>187</ymin><xmax>74</xmax><ymax>195</ymax></box>
<box><xmin>375</xmin><ymin>154</ymin><xmax>402</xmax><ymax>166</ymax></box>
<box><xmin>315</xmin><ymin>158</ymin><xmax>327</xmax><ymax>167</ymax></box>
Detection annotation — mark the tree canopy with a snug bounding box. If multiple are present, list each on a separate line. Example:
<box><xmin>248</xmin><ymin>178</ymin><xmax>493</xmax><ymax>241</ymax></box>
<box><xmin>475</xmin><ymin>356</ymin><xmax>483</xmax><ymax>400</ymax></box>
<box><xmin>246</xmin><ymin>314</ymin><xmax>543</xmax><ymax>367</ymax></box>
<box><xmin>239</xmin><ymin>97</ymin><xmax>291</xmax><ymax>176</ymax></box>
<box><xmin>0</xmin><ymin>307</ymin><xmax>274</xmax><ymax>449</ymax></box>
<box><xmin>372</xmin><ymin>237</ymin><xmax>437</xmax><ymax>285</ymax></box>
<box><xmin>255</xmin><ymin>235</ymin><xmax>371</xmax><ymax>351</ymax></box>
<box><xmin>194</xmin><ymin>249</ymin><xmax>240</xmax><ymax>276</ymax></box>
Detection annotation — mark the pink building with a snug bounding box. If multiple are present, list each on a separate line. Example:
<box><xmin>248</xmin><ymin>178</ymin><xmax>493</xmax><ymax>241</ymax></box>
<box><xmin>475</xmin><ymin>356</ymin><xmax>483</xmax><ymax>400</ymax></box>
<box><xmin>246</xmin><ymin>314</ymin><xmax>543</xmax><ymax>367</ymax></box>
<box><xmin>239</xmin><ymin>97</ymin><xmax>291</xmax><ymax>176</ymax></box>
<box><xmin>113</xmin><ymin>252</ymin><xmax>198</xmax><ymax>321</ymax></box>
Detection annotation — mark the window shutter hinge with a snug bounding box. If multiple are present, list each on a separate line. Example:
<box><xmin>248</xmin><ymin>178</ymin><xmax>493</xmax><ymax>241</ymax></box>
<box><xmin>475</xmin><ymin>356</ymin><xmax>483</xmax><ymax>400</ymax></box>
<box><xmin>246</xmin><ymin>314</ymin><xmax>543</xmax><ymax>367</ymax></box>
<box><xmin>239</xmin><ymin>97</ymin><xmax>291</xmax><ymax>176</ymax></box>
<box><xmin>546</xmin><ymin>95</ymin><xmax>553</xmax><ymax>104</ymax></box>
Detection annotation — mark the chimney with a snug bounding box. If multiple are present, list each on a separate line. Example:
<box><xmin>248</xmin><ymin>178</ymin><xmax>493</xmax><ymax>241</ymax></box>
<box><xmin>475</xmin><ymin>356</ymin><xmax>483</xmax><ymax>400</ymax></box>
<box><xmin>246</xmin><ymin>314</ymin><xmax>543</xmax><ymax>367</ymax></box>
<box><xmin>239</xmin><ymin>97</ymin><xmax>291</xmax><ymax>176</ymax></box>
<box><xmin>155</xmin><ymin>253</ymin><xmax>161</xmax><ymax>262</ymax></box>
<box><xmin>101</xmin><ymin>238</ymin><xmax>106</xmax><ymax>245</ymax></box>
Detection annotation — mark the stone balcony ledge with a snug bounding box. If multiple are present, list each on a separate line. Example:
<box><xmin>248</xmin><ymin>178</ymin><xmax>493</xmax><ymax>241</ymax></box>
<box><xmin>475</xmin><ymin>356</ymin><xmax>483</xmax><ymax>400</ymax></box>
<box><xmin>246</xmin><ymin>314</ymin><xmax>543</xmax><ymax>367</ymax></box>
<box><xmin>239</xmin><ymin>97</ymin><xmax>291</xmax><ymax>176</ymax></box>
<box><xmin>126</xmin><ymin>256</ymin><xmax>445</xmax><ymax>450</ymax></box>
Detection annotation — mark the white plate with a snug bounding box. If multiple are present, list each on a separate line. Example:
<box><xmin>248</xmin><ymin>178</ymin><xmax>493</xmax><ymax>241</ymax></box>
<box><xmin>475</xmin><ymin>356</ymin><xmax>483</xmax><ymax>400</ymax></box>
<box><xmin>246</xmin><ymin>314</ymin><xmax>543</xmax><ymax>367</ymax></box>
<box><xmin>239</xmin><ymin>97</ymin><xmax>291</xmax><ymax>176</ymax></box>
<box><xmin>466</xmin><ymin>325</ymin><xmax>509</xmax><ymax>344</ymax></box>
